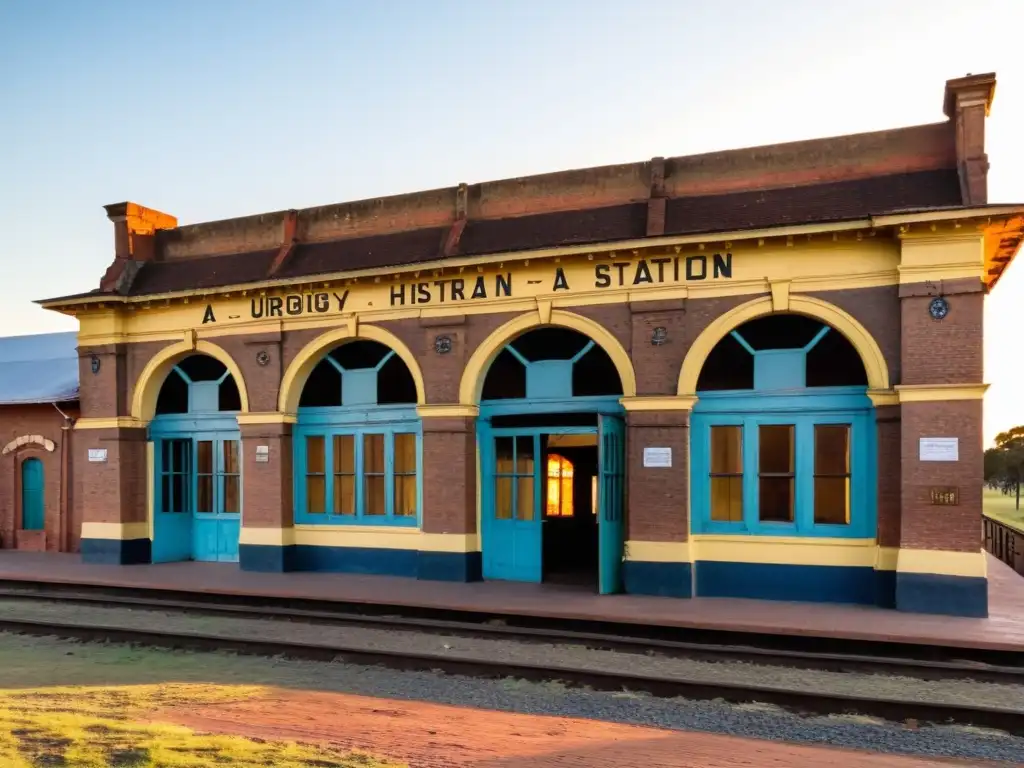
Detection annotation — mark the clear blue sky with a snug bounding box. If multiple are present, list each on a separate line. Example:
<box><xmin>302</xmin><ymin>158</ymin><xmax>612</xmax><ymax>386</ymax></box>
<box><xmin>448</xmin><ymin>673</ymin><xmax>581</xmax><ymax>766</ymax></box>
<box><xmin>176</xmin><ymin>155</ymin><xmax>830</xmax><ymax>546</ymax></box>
<box><xmin>2</xmin><ymin>0</ymin><xmax>1023</xmax><ymax>443</ymax></box>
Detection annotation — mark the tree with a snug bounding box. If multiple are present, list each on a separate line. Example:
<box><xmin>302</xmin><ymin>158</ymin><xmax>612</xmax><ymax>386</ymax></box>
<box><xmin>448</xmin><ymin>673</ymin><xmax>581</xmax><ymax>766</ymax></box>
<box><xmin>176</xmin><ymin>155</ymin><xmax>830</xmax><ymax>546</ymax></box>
<box><xmin>986</xmin><ymin>427</ymin><xmax>1024</xmax><ymax>509</ymax></box>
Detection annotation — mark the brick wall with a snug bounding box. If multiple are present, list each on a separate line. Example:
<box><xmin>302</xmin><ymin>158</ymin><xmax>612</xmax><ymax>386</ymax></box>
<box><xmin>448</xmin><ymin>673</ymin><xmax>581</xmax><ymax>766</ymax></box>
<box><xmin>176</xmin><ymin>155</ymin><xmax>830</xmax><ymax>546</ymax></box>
<box><xmin>626</xmin><ymin>411</ymin><xmax>689</xmax><ymax>541</ymax></box>
<box><xmin>0</xmin><ymin>404</ymin><xmax>75</xmax><ymax>552</ymax></box>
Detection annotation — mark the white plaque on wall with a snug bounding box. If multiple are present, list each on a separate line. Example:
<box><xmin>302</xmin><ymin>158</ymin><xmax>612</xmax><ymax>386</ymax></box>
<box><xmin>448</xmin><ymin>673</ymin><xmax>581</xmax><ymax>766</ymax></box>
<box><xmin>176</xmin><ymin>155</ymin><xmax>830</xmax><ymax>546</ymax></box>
<box><xmin>643</xmin><ymin>447</ymin><xmax>672</xmax><ymax>468</ymax></box>
<box><xmin>255</xmin><ymin>445</ymin><xmax>270</xmax><ymax>463</ymax></box>
<box><xmin>919</xmin><ymin>437</ymin><xmax>959</xmax><ymax>462</ymax></box>
<box><xmin>87</xmin><ymin>448</ymin><xmax>107</xmax><ymax>463</ymax></box>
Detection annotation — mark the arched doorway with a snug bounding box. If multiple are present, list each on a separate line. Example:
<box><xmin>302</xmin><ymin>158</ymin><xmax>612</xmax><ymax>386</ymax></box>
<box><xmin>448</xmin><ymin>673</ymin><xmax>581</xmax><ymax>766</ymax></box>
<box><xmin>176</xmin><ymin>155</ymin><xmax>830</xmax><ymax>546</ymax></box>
<box><xmin>690</xmin><ymin>313</ymin><xmax>877</xmax><ymax>597</ymax></box>
<box><xmin>292</xmin><ymin>340</ymin><xmax>421</xmax><ymax>533</ymax></box>
<box><xmin>21</xmin><ymin>458</ymin><xmax>44</xmax><ymax>532</ymax></box>
<box><xmin>477</xmin><ymin>325</ymin><xmax>626</xmax><ymax>593</ymax></box>
<box><xmin>150</xmin><ymin>354</ymin><xmax>243</xmax><ymax>563</ymax></box>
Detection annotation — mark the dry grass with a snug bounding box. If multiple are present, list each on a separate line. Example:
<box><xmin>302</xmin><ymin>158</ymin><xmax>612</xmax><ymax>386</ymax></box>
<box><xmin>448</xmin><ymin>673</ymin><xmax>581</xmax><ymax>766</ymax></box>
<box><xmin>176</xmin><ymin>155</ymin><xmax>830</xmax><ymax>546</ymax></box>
<box><xmin>984</xmin><ymin>487</ymin><xmax>1024</xmax><ymax>534</ymax></box>
<box><xmin>0</xmin><ymin>635</ymin><xmax>405</xmax><ymax>768</ymax></box>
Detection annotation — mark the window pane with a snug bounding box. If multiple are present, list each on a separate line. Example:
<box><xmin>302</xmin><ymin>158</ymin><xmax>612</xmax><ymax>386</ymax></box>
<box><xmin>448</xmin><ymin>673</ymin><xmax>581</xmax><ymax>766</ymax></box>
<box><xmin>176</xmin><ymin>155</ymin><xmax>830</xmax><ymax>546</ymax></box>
<box><xmin>711</xmin><ymin>476</ymin><xmax>743</xmax><ymax>522</ymax></box>
<box><xmin>333</xmin><ymin>435</ymin><xmax>354</xmax><ymax>474</ymax></box>
<box><xmin>495</xmin><ymin>477</ymin><xmax>513</xmax><ymax>519</ymax></box>
<box><xmin>561</xmin><ymin>476</ymin><xmax>573</xmax><ymax>517</ymax></box>
<box><xmin>307</xmin><ymin>476</ymin><xmax>326</xmax><ymax>514</ymax></box>
<box><xmin>758</xmin><ymin>426</ymin><xmax>794</xmax><ymax>474</ymax></box>
<box><xmin>161</xmin><ymin>475</ymin><xmax>172</xmax><ymax>514</ymax></box>
<box><xmin>815</xmin><ymin>477</ymin><xmax>850</xmax><ymax>525</ymax></box>
<box><xmin>223</xmin><ymin>475</ymin><xmax>240</xmax><ymax>514</ymax></box>
<box><xmin>334</xmin><ymin>474</ymin><xmax>355</xmax><ymax>515</ymax></box>
<box><xmin>197</xmin><ymin>440</ymin><xmax>213</xmax><ymax>475</ymax></box>
<box><xmin>759</xmin><ymin>477</ymin><xmax>794</xmax><ymax>522</ymax></box>
<box><xmin>394</xmin><ymin>433</ymin><xmax>416</xmax><ymax>474</ymax></box>
<box><xmin>365</xmin><ymin>475</ymin><xmax>386</xmax><ymax>515</ymax></box>
<box><xmin>515</xmin><ymin>436</ymin><xmax>534</xmax><ymax>475</ymax></box>
<box><xmin>306</xmin><ymin>436</ymin><xmax>325</xmax><ymax>474</ymax></box>
<box><xmin>815</xmin><ymin>425</ymin><xmax>850</xmax><ymax>475</ymax></box>
<box><xmin>197</xmin><ymin>475</ymin><xmax>213</xmax><ymax>514</ymax></box>
<box><xmin>495</xmin><ymin>437</ymin><xmax>514</xmax><ymax>474</ymax></box>
<box><xmin>364</xmin><ymin>434</ymin><xmax>385</xmax><ymax>475</ymax></box>
<box><xmin>172</xmin><ymin>472</ymin><xmax>188</xmax><ymax>513</ymax></box>
<box><xmin>222</xmin><ymin>440</ymin><xmax>239</xmax><ymax>474</ymax></box>
<box><xmin>710</xmin><ymin>426</ymin><xmax>742</xmax><ymax>474</ymax></box>
<box><xmin>516</xmin><ymin>476</ymin><xmax>534</xmax><ymax>521</ymax></box>
<box><xmin>395</xmin><ymin>475</ymin><xmax>417</xmax><ymax>517</ymax></box>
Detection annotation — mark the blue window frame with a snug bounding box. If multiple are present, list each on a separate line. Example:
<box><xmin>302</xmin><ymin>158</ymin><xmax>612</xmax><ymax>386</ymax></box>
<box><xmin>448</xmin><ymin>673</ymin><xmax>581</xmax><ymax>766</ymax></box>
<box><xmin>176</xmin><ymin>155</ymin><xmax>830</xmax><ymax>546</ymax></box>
<box><xmin>294</xmin><ymin>407</ymin><xmax>422</xmax><ymax>526</ymax></box>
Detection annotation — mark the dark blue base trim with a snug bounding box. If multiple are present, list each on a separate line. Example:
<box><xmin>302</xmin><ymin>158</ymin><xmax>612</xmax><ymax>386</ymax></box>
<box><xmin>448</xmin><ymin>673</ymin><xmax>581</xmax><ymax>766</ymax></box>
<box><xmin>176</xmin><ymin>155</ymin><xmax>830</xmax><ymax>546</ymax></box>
<box><xmin>895</xmin><ymin>572</ymin><xmax>988</xmax><ymax>618</ymax></box>
<box><xmin>417</xmin><ymin>551</ymin><xmax>482</xmax><ymax>582</ymax></box>
<box><xmin>875</xmin><ymin>568</ymin><xmax>897</xmax><ymax>609</ymax></box>
<box><xmin>623</xmin><ymin>561</ymin><xmax>693</xmax><ymax>597</ymax></box>
<box><xmin>695</xmin><ymin>561</ymin><xmax>883</xmax><ymax>605</ymax></box>
<box><xmin>81</xmin><ymin>537</ymin><xmax>151</xmax><ymax>565</ymax></box>
<box><xmin>239</xmin><ymin>544</ymin><xmax>296</xmax><ymax>572</ymax></box>
<box><xmin>293</xmin><ymin>545</ymin><xmax>419</xmax><ymax>576</ymax></box>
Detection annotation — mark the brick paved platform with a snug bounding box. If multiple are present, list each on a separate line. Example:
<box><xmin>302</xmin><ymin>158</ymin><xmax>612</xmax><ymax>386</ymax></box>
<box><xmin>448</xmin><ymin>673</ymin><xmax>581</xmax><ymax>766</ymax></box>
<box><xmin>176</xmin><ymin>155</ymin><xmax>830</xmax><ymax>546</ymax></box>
<box><xmin>0</xmin><ymin>552</ymin><xmax>1022</xmax><ymax>652</ymax></box>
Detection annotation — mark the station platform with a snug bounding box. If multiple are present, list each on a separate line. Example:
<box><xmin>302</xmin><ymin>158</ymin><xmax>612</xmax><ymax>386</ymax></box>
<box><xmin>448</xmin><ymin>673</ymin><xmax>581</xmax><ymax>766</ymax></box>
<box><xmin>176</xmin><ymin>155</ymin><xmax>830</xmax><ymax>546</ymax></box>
<box><xmin>0</xmin><ymin>551</ymin><xmax>1021</xmax><ymax>652</ymax></box>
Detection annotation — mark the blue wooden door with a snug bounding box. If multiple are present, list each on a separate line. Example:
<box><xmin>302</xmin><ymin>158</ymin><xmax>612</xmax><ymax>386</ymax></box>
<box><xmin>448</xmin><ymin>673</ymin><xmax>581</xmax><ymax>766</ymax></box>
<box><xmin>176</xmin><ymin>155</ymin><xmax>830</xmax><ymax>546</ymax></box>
<box><xmin>192</xmin><ymin>436</ymin><xmax>241</xmax><ymax>563</ymax></box>
<box><xmin>482</xmin><ymin>432</ymin><xmax>542</xmax><ymax>582</ymax></box>
<box><xmin>153</xmin><ymin>439</ymin><xmax>192</xmax><ymax>562</ymax></box>
<box><xmin>21</xmin><ymin>458</ymin><xmax>44</xmax><ymax>531</ymax></box>
<box><xmin>598</xmin><ymin>414</ymin><xmax>626</xmax><ymax>595</ymax></box>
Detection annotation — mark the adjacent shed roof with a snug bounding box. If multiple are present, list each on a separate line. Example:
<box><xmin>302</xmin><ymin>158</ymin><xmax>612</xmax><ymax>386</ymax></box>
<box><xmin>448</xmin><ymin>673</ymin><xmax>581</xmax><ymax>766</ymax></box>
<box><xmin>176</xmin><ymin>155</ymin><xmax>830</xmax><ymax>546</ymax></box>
<box><xmin>0</xmin><ymin>332</ymin><xmax>79</xmax><ymax>405</ymax></box>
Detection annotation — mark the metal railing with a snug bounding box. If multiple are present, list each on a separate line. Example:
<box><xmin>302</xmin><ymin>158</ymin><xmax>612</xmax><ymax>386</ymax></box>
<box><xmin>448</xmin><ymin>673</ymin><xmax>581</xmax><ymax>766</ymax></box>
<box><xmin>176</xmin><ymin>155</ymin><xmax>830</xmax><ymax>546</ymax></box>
<box><xmin>983</xmin><ymin>516</ymin><xmax>1024</xmax><ymax>576</ymax></box>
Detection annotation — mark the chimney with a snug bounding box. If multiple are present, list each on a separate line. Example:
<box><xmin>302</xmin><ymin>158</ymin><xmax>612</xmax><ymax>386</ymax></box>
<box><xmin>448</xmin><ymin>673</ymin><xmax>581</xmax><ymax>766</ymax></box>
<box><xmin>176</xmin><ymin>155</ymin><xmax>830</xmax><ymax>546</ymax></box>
<box><xmin>99</xmin><ymin>202</ymin><xmax>177</xmax><ymax>293</ymax></box>
<box><xmin>943</xmin><ymin>73</ymin><xmax>996</xmax><ymax>206</ymax></box>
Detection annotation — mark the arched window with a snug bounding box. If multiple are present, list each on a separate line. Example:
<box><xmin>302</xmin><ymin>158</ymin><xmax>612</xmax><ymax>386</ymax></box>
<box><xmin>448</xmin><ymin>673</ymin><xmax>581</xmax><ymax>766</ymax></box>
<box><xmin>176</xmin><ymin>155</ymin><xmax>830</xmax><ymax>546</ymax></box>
<box><xmin>692</xmin><ymin>314</ymin><xmax>874</xmax><ymax>539</ymax></box>
<box><xmin>545</xmin><ymin>454</ymin><xmax>574</xmax><ymax>517</ymax></box>
<box><xmin>155</xmin><ymin>355</ymin><xmax>242</xmax><ymax>415</ymax></box>
<box><xmin>295</xmin><ymin>340</ymin><xmax>421</xmax><ymax>526</ymax></box>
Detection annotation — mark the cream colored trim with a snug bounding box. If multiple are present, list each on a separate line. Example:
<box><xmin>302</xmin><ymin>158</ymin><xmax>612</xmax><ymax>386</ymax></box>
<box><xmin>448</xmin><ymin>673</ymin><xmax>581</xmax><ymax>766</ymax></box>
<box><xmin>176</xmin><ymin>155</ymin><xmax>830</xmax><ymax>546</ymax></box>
<box><xmin>238</xmin><ymin>526</ymin><xmax>480</xmax><ymax>552</ymax></box>
<box><xmin>770</xmin><ymin>279</ymin><xmax>791</xmax><ymax>312</ymax></box>
<box><xmin>873</xmin><ymin>206</ymin><xmax>1024</xmax><ymax>227</ymax></box>
<box><xmin>867</xmin><ymin>389</ymin><xmax>900</xmax><ymax>407</ymax></box>
<box><xmin>236</xmin><ymin>412</ymin><xmax>298</xmax><ymax>425</ymax></box>
<box><xmin>625</xmin><ymin>540</ymin><xmax>692</xmax><ymax>563</ymax></box>
<box><xmin>416</xmin><ymin>405</ymin><xmax>480</xmax><ymax>419</ymax></box>
<box><xmin>691</xmin><ymin>535</ymin><xmax>878</xmax><ymax>568</ymax></box>
<box><xmin>896</xmin><ymin>383</ymin><xmax>989</xmax><ymax>402</ymax></box>
<box><xmin>897</xmin><ymin>548</ymin><xmax>987</xmax><ymax>578</ymax></box>
<box><xmin>1</xmin><ymin>435</ymin><xmax>55</xmax><ymax>454</ymax></box>
<box><xmin>875</xmin><ymin>546</ymin><xmax>899</xmax><ymax>571</ymax></box>
<box><xmin>619</xmin><ymin>396</ymin><xmax>697</xmax><ymax>412</ymax></box>
<box><xmin>81</xmin><ymin>522</ymin><xmax>150</xmax><ymax>541</ymax></box>
<box><xmin>74</xmin><ymin>417</ymin><xmax>146</xmax><ymax>430</ymax></box>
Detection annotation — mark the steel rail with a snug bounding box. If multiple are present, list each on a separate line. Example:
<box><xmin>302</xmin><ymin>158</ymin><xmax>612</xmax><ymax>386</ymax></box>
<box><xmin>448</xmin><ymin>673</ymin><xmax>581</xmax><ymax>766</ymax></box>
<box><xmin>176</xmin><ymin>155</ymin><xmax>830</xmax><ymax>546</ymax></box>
<box><xmin>0</xmin><ymin>585</ymin><xmax>1021</xmax><ymax>684</ymax></box>
<box><xmin>0</xmin><ymin>616</ymin><xmax>1022</xmax><ymax>736</ymax></box>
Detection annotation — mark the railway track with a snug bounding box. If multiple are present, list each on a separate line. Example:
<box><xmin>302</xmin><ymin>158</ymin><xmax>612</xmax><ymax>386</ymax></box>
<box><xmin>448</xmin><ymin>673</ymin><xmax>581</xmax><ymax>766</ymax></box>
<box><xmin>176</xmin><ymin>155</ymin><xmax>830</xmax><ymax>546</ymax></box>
<box><xmin>0</xmin><ymin>580</ymin><xmax>1022</xmax><ymax>735</ymax></box>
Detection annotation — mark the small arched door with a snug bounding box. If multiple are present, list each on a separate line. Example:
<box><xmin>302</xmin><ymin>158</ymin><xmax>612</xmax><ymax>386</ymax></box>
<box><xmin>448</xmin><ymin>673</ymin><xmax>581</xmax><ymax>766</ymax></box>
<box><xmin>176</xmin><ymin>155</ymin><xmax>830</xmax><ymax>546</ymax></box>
<box><xmin>21</xmin><ymin>458</ymin><xmax>44</xmax><ymax>531</ymax></box>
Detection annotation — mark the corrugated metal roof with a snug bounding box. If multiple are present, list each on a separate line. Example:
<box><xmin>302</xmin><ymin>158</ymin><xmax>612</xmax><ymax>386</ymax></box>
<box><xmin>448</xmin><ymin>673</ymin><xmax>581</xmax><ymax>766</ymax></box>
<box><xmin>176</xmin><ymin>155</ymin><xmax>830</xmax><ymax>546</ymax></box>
<box><xmin>0</xmin><ymin>331</ymin><xmax>79</xmax><ymax>405</ymax></box>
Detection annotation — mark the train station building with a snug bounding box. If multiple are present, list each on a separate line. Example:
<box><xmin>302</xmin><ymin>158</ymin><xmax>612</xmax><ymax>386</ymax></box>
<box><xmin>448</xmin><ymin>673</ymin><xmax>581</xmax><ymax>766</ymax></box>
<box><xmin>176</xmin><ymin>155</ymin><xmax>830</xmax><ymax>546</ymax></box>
<box><xmin>36</xmin><ymin>72</ymin><xmax>1022</xmax><ymax>617</ymax></box>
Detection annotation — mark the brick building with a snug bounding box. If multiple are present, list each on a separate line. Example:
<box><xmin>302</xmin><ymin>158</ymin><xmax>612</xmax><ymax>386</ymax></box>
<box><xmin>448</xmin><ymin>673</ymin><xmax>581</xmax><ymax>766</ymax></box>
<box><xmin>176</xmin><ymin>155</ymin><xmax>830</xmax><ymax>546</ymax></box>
<box><xmin>38</xmin><ymin>72</ymin><xmax>1023</xmax><ymax>617</ymax></box>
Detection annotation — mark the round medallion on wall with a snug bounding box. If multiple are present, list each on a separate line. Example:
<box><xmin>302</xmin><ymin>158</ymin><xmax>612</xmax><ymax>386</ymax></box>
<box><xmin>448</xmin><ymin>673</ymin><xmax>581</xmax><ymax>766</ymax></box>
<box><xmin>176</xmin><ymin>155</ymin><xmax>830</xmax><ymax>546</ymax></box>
<box><xmin>434</xmin><ymin>335</ymin><xmax>453</xmax><ymax>354</ymax></box>
<box><xmin>651</xmin><ymin>326</ymin><xmax>668</xmax><ymax>346</ymax></box>
<box><xmin>256</xmin><ymin>349</ymin><xmax>271</xmax><ymax>366</ymax></box>
<box><xmin>929</xmin><ymin>296</ymin><xmax>950</xmax><ymax>321</ymax></box>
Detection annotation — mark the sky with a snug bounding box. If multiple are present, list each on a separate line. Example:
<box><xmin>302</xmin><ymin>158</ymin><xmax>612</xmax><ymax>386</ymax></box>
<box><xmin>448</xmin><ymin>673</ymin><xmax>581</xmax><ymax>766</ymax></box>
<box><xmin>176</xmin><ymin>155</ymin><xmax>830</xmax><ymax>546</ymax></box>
<box><xmin>1</xmin><ymin>0</ymin><xmax>1023</xmax><ymax>444</ymax></box>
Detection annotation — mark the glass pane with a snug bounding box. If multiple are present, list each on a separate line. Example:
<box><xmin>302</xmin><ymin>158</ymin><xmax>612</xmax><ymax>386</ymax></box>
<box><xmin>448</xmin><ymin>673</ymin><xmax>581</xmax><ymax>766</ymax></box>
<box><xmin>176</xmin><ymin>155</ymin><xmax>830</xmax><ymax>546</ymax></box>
<box><xmin>495</xmin><ymin>437</ymin><xmax>514</xmax><ymax>475</ymax></box>
<box><xmin>560</xmin><ymin>476</ymin><xmax>573</xmax><ymax>516</ymax></box>
<box><xmin>172</xmin><ymin>472</ymin><xmax>188</xmax><ymax>513</ymax></box>
<box><xmin>222</xmin><ymin>440</ymin><xmax>239</xmax><ymax>474</ymax></box>
<box><xmin>197</xmin><ymin>440</ymin><xmax>213</xmax><ymax>475</ymax></box>
<box><xmin>364</xmin><ymin>434</ymin><xmax>385</xmax><ymax>475</ymax></box>
<box><xmin>759</xmin><ymin>425</ymin><xmax>794</xmax><ymax>474</ymax></box>
<box><xmin>394</xmin><ymin>433</ymin><xmax>416</xmax><ymax>474</ymax></box>
<box><xmin>197</xmin><ymin>475</ymin><xmax>213</xmax><ymax>514</ymax></box>
<box><xmin>223</xmin><ymin>475</ymin><xmax>240</xmax><ymax>514</ymax></box>
<box><xmin>710</xmin><ymin>426</ymin><xmax>742</xmax><ymax>474</ymax></box>
<box><xmin>394</xmin><ymin>475</ymin><xmax>417</xmax><ymax>517</ymax></box>
<box><xmin>516</xmin><ymin>476</ymin><xmax>534</xmax><ymax>521</ymax></box>
<box><xmin>546</xmin><ymin>472</ymin><xmax>560</xmax><ymax>516</ymax></box>
<box><xmin>815</xmin><ymin>425</ymin><xmax>850</xmax><ymax>475</ymax></box>
<box><xmin>759</xmin><ymin>477</ymin><xmax>794</xmax><ymax>522</ymax></box>
<box><xmin>515</xmin><ymin>436</ymin><xmax>534</xmax><ymax>475</ymax></box>
<box><xmin>307</xmin><ymin>476</ymin><xmax>326</xmax><ymax>514</ymax></box>
<box><xmin>815</xmin><ymin>477</ymin><xmax>851</xmax><ymax>525</ymax></box>
<box><xmin>306</xmin><ymin>436</ymin><xmax>325</xmax><ymax>474</ymax></box>
<box><xmin>495</xmin><ymin>477</ymin><xmax>513</xmax><ymax>520</ymax></box>
<box><xmin>334</xmin><ymin>474</ymin><xmax>355</xmax><ymax>515</ymax></box>
<box><xmin>710</xmin><ymin>476</ymin><xmax>743</xmax><ymax>522</ymax></box>
<box><xmin>365</xmin><ymin>475</ymin><xmax>386</xmax><ymax>515</ymax></box>
<box><xmin>161</xmin><ymin>475</ymin><xmax>172</xmax><ymax>514</ymax></box>
<box><xmin>333</xmin><ymin>435</ymin><xmax>354</xmax><ymax>474</ymax></box>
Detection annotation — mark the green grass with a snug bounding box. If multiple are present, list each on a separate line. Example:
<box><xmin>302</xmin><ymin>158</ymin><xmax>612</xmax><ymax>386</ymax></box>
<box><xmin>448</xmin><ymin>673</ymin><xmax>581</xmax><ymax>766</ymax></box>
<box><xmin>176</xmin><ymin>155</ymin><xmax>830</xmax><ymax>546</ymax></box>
<box><xmin>0</xmin><ymin>634</ymin><xmax>405</xmax><ymax>768</ymax></box>
<box><xmin>984</xmin><ymin>487</ymin><xmax>1024</xmax><ymax>534</ymax></box>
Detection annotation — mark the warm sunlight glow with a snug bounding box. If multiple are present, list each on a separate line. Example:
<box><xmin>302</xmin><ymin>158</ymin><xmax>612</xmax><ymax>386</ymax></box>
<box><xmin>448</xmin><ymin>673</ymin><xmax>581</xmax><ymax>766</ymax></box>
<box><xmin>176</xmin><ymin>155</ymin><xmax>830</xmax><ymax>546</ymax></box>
<box><xmin>546</xmin><ymin>454</ymin><xmax>574</xmax><ymax>517</ymax></box>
